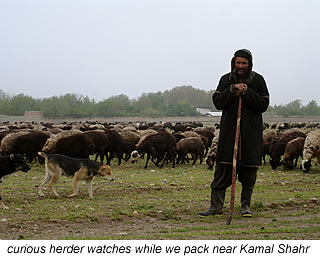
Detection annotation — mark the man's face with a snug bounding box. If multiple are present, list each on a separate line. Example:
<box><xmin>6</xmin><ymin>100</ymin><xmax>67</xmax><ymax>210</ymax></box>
<box><xmin>234</xmin><ymin>57</ymin><xmax>249</xmax><ymax>76</ymax></box>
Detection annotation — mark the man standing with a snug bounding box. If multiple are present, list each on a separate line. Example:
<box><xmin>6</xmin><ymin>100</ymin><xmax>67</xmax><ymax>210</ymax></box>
<box><xmin>199</xmin><ymin>49</ymin><xmax>269</xmax><ymax>217</ymax></box>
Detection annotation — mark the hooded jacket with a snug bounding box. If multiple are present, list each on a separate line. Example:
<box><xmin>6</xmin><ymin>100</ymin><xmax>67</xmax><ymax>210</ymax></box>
<box><xmin>212</xmin><ymin>50</ymin><xmax>269</xmax><ymax>167</ymax></box>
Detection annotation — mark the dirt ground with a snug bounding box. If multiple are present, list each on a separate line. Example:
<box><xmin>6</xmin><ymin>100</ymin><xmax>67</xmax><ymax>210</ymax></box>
<box><xmin>1</xmin><ymin>203</ymin><xmax>319</xmax><ymax>240</ymax></box>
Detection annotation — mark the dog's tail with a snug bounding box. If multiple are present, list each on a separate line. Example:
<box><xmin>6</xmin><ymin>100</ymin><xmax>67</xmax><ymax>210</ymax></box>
<box><xmin>38</xmin><ymin>151</ymin><xmax>48</xmax><ymax>159</ymax></box>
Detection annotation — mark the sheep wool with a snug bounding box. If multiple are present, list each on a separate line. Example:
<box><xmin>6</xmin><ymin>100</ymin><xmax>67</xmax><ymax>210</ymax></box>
<box><xmin>302</xmin><ymin>129</ymin><xmax>320</xmax><ymax>172</ymax></box>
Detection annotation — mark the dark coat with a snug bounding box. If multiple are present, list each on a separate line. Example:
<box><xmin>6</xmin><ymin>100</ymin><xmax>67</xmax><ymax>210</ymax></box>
<box><xmin>212</xmin><ymin>71</ymin><xmax>269</xmax><ymax>167</ymax></box>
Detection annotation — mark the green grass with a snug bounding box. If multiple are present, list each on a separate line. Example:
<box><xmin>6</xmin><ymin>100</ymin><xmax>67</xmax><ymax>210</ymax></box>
<box><xmin>0</xmin><ymin>156</ymin><xmax>320</xmax><ymax>240</ymax></box>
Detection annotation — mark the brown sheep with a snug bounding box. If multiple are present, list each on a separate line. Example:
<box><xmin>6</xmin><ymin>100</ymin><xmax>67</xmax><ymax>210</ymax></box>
<box><xmin>176</xmin><ymin>137</ymin><xmax>205</xmax><ymax>165</ymax></box>
<box><xmin>263</xmin><ymin>129</ymin><xmax>277</xmax><ymax>165</ymax></box>
<box><xmin>281</xmin><ymin>137</ymin><xmax>305</xmax><ymax>170</ymax></box>
<box><xmin>194</xmin><ymin>128</ymin><xmax>214</xmax><ymax>149</ymax></box>
<box><xmin>178</xmin><ymin>131</ymin><xmax>208</xmax><ymax>159</ymax></box>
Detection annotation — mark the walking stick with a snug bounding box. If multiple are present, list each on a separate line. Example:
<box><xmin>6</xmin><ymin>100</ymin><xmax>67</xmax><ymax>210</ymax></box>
<box><xmin>226</xmin><ymin>95</ymin><xmax>242</xmax><ymax>225</ymax></box>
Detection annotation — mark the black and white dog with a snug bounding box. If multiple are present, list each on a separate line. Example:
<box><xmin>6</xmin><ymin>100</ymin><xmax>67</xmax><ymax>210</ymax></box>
<box><xmin>0</xmin><ymin>154</ymin><xmax>31</xmax><ymax>209</ymax></box>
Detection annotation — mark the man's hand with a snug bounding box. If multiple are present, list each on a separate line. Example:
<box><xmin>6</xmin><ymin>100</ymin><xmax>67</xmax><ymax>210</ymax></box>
<box><xmin>230</xmin><ymin>83</ymin><xmax>248</xmax><ymax>96</ymax></box>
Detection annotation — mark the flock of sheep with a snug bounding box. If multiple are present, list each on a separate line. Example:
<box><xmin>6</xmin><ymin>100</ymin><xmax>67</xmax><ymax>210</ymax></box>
<box><xmin>263</xmin><ymin>122</ymin><xmax>320</xmax><ymax>173</ymax></box>
<box><xmin>0</xmin><ymin>120</ymin><xmax>320</xmax><ymax>173</ymax></box>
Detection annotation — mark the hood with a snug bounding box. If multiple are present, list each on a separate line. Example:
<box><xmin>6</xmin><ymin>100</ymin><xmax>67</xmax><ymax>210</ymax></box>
<box><xmin>231</xmin><ymin>48</ymin><xmax>253</xmax><ymax>73</ymax></box>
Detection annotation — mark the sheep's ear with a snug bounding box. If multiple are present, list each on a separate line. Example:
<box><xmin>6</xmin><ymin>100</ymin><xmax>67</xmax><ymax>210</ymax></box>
<box><xmin>10</xmin><ymin>154</ymin><xmax>15</xmax><ymax>160</ymax></box>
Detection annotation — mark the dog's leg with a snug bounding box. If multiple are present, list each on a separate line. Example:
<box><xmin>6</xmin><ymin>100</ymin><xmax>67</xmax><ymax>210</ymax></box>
<box><xmin>48</xmin><ymin>174</ymin><xmax>61</xmax><ymax>198</ymax></box>
<box><xmin>68</xmin><ymin>175</ymin><xmax>80</xmax><ymax>198</ymax></box>
<box><xmin>39</xmin><ymin>169</ymin><xmax>52</xmax><ymax>197</ymax></box>
<box><xmin>86</xmin><ymin>178</ymin><xmax>94</xmax><ymax>199</ymax></box>
<box><xmin>0</xmin><ymin>195</ymin><xmax>9</xmax><ymax>210</ymax></box>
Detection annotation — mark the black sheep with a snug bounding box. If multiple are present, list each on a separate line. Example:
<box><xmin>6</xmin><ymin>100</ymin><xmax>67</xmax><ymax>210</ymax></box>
<box><xmin>131</xmin><ymin>130</ymin><xmax>176</xmax><ymax>169</ymax></box>
<box><xmin>45</xmin><ymin>133</ymin><xmax>95</xmax><ymax>159</ymax></box>
<box><xmin>103</xmin><ymin>129</ymin><xmax>125</xmax><ymax>165</ymax></box>
<box><xmin>83</xmin><ymin>130</ymin><xmax>110</xmax><ymax>162</ymax></box>
<box><xmin>1</xmin><ymin>131</ymin><xmax>51</xmax><ymax>163</ymax></box>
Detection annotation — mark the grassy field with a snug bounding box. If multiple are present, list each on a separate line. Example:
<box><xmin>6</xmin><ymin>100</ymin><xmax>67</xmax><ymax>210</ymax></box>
<box><xmin>0</xmin><ymin>156</ymin><xmax>320</xmax><ymax>240</ymax></box>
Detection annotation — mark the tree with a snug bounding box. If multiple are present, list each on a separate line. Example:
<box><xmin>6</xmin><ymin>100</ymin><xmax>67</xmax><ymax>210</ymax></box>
<box><xmin>163</xmin><ymin>85</ymin><xmax>214</xmax><ymax>108</ymax></box>
<box><xmin>96</xmin><ymin>94</ymin><xmax>133</xmax><ymax>117</ymax></box>
<box><xmin>0</xmin><ymin>90</ymin><xmax>11</xmax><ymax>115</ymax></box>
<box><xmin>303</xmin><ymin>100</ymin><xmax>320</xmax><ymax>116</ymax></box>
<box><xmin>40</xmin><ymin>97</ymin><xmax>69</xmax><ymax>118</ymax></box>
<box><xmin>167</xmin><ymin>101</ymin><xmax>200</xmax><ymax>117</ymax></box>
<box><xmin>3</xmin><ymin>94</ymin><xmax>40</xmax><ymax>116</ymax></box>
<box><xmin>60</xmin><ymin>93</ymin><xmax>96</xmax><ymax>117</ymax></box>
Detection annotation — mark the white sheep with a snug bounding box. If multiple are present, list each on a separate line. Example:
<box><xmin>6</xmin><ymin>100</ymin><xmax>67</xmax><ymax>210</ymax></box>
<box><xmin>301</xmin><ymin>129</ymin><xmax>320</xmax><ymax>173</ymax></box>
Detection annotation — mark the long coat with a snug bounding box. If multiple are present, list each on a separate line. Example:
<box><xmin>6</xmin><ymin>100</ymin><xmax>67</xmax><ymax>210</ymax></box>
<box><xmin>212</xmin><ymin>71</ymin><xmax>269</xmax><ymax>167</ymax></box>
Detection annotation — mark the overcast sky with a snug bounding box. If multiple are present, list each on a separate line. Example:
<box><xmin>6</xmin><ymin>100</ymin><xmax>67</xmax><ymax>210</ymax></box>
<box><xmin>1</xmin><ymin>0</ymin><xmax>319</xmax><ymax>106</ymax></box>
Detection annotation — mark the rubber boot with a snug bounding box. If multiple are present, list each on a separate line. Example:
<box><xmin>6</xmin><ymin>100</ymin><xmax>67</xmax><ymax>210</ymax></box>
<box><xmin>241</xmin><ymin>186</ymin><xmax>254</xmax><ymax>217</ymax></box>
<box><xmin>198</xmin><ymin>189</ymin><xmax>225</xmax><ymax>216</ymax></box>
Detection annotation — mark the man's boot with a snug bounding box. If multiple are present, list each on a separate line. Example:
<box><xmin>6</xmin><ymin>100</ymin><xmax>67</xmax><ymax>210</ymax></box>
<box><xmin>241</xmin><ymin>186</ymin><xmax>254</xmax><ymax>217</ymax></box>
<box><xmin>198</xmin><ymin>189</ymin><xmax>225</xmax><ymax>216</ymax></box>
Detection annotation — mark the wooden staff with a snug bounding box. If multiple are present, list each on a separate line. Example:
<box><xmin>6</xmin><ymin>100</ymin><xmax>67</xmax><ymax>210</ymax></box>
<box><xmin>226</xmin><ymin>95</ymin><xmax>242</xmax><ymax>225</ymax></box>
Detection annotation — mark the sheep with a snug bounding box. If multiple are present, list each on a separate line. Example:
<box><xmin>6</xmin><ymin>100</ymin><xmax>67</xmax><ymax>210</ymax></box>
<box><xmin>176</xmin><ymin>137</ymin><xmax>205</xmax><ymax>165</ymax></box>
<box><xmin>118</xmin><ymin>130</ymin><xmax>141</xmax><ymax>145</ymax></box>
<box><xmin>1</xmin><ymin>131</ymin><xmax>30</xmax><ymax>154</ymax></box>
<box><xmin>301</xmin><ymin>129</ymin><xmax>320</xmax><ymax>173</ymax></box>
<box><xmin>137</xmin><ymin>129</ymin><xmax>158</xmax><ymax>138</ymax></box>
<box><xmin>263</xmin><ymin>129</ymin><xmax>277</xmax><ymax>165</ymax></box>
<box><xmin>175</xmin><ymin>131</ymin><xmax>208</xmax><ymax>163</ymax></box>
<box><xmin>193</xmin><ymin>128</ymin><xmax>214</xmax><ymax>155</ymax></box>
<box><xmin>42</xmin><ymin>129</ymin><xmax>82</xmax><ymax>153</ymax></box>
<box><xmin>122</xmin><ymin>141</ymin><xmax>137</xmax><ymax>161</ymax></box>
<box><xmin>131</xmin><ymin>130</ymin><xmax>176</xmax><ymax>169</ymax></box>
<box><xmin>42</xmin><ymin>131</ymin><xmax>95</xmax><ymax>159</ymax></box>
<box><xmin>83</xmin><ymin>130</ymin><xmax>110</xmax><ymax>162</ymax></box>
<box><xmin>172</xmin><ymin>122</ymin><xmax>187</xmax><ymax>132</ymax></box>
<box><xmin>122</xmin><ymin>126</ymin><xmax>138</xmax><ymax>132</ymax></box>
<box><xmin>1</xmin><ymin>131</ymin><xmax>51</xmax><ymax>163</ymax></box>
<box><xmin>103</xmin><ymin>129</ymin><xmax>125</xmax><ymax>165</ymax></box>
<box><xmin>205</xmin><ymin>130</ymin><xmax>220</xmax><ymax>170</ymax></box>
<box><xmin>173</xmin><ymin>133</ymin><xmax>186</xmax><ymax>144</ymax></box>
<box><xmin>162</xmin><ymin>122</ymin><xmax>173</xmax><ymax>129</ymax></box>
<box><xmin>281</xmin><ymin>137</ymin><xmax>305</xmax><ymax>170</ymax></box>
<box><xmin>269</xmin><ymin>129</ymin><xmax>306</xmax><ymax>169</ymax></box>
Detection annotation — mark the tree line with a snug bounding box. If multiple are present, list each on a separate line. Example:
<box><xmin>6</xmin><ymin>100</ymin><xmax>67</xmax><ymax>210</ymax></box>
<box><xmin>0</xmin><ymin>87</ymin><xmax>319</xmax><ymax>118</ymax></box>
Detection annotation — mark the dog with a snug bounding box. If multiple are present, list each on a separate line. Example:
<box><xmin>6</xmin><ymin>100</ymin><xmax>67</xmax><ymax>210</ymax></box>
<box><xmin>0</xmin><ymin>154</ymin><xmax>31</xmax><ymax>209</ymax></box>
<box><xmin>38</xmin><ymin>152</ymin><xmax>113</xmax><ymax>199</ymax></box>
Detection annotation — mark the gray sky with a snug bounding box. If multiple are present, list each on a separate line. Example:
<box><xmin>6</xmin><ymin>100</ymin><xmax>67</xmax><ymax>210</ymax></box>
<box><xmin>1</xmin><ymin>0</ymin><xmax>319</xmax><ymax>106</ymax></box>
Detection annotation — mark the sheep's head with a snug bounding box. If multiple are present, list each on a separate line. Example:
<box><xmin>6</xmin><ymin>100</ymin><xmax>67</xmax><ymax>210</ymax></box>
<box><xmin>130</xmin><ymin>150</ymin><xmax>140</xmax><ymax>164</ymax></box>
<box><xmin>281</xmin><ymin>159</ymin><xmax>293</xmax><ymax>171</ymax></box>
<box><xmin>205</xmin><ymin>155</ymin><xmax>216</xmax><ymax>170</ymax></box>
<box><xmin>269</xmin><ymin>158</ymin><xmax>280</xmax><ymax>170</ymax></box>
<box><xmin>302</xmin><ymin>159</ymin><xmax>311</xmax><ymax>173</ymax></box>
